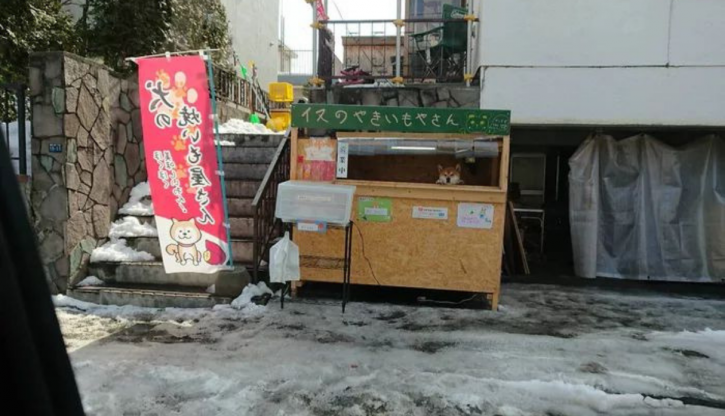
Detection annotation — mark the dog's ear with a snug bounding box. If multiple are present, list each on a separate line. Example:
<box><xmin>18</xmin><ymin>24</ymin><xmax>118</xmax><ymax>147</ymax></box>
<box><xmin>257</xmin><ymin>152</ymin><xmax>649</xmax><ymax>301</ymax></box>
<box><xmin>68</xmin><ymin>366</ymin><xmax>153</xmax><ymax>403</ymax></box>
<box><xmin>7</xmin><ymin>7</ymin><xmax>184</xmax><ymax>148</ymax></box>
<box><xmin>438</xmin><ymin>165</ymin><xmax>443</xmax><ymax>174</ymax></box>
<box><xmin>455</xmin><ymin>164</ymin><xmax>461</xmax><ymax>173</ymax></box>
<box><xmin>189</xmin><ymin>218</ymin><xmax>196</xmax><ymax>224</ymax></box>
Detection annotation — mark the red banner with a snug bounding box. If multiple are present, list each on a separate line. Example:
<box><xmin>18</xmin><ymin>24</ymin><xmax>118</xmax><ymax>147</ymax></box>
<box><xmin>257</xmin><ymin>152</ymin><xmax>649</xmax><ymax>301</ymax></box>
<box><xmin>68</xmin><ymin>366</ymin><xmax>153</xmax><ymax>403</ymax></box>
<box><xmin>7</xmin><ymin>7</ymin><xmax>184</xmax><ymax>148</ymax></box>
<box><xmin>316</xmin><ymin>0</ymin><xmax>329</xmax><ymax>20</ymax></box>
<box><xmin>137</xmin><ymin>56</ymin><xmax>229</xmax><ymax>274</ymax></box>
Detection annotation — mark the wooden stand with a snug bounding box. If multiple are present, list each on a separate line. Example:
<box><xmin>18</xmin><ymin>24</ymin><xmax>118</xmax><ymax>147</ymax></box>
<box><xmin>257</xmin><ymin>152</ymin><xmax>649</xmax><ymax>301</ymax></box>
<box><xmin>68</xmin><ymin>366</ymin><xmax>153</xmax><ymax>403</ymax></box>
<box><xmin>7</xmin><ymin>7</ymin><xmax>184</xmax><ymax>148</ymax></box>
<box><xmin>290</xmin><ymin>129</ymin><xmax>509</xmax><ymax>310</ymax></box>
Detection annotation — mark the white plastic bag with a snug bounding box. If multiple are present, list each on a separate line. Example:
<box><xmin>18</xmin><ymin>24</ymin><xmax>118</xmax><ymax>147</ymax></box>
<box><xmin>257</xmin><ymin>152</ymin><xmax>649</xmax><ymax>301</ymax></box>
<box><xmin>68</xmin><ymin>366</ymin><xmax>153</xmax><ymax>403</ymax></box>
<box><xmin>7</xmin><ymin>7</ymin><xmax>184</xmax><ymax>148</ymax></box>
<box><xmin>269</xmin><ymin>231</ymin><xmax>300</xmax><ymax>283</ymax></box>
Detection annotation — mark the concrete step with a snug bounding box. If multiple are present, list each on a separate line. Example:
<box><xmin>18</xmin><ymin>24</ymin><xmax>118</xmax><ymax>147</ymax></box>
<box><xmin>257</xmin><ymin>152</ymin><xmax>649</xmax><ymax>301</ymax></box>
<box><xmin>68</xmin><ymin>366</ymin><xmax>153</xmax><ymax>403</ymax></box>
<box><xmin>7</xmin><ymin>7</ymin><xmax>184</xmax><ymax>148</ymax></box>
<box><xmin>224</xmin><ymin>163</ymin><xmax>269</xmax><ymax>180</ymax></box>
<box><xmin>68</xmin><ymin>284</ymin><xmax>234</xmax><ymax>309</ymax></box>
<box><xmin>227</xmin><ymin>197</ymin><xmax>254</xmax><ymax>217</ymax></box>
<box><xmin>88</xmin><ymin>261</ymin><xmax>250</xmax><ymax>289</ymax></box>
<box><xmin>119</xmin><ymin>199</ymin><xmax>254</xmax><ymax>219</ymax></box>
<box><xmin>225</xmin><ymin>180</ymin><xmax>261</xmax><ymax>198</ymax></box>
<box><xmin>126</xmin><ymin>236</ymin><xmax>254</xmax><ymax>263</ymax></box>
<box><xmin>217</xmin><ymin>133</ymin><xmax>284</xmax><ymax>148</ymax></box>
<box><xmin>221</xmin><ymin>147</ymin><xmax>277</xmax><ymax>163</ymax></box>
<box><xmin>117</xmin><ymin>213</ymin><xmax>155</xmax><ymax>225</ymax></box>
<box><xmin>230</xmin><ymin>217</ymin><xmax>253</xmax><ymax>238</ymax></box>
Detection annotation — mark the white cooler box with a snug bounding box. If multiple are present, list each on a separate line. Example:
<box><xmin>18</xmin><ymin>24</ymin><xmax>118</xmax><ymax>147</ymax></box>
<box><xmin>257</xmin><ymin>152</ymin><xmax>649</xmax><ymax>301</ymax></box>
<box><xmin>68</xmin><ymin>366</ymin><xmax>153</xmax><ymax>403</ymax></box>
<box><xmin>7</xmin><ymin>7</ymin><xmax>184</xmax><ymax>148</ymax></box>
<box><xmin>275</xmin><ymin>181</ymin><xmax>356</xmax><ymax>226</ymax></box>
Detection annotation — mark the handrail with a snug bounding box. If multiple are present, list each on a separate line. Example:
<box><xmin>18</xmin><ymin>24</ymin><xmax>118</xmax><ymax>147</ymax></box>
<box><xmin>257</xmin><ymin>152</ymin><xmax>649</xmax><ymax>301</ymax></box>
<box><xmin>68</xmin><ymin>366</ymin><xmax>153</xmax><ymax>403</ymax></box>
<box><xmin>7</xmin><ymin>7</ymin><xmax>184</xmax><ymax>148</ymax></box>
<box><xmin>251</xmin><ymin>135</ymin><xmax>291</xmax><ymax>283</ymax></box>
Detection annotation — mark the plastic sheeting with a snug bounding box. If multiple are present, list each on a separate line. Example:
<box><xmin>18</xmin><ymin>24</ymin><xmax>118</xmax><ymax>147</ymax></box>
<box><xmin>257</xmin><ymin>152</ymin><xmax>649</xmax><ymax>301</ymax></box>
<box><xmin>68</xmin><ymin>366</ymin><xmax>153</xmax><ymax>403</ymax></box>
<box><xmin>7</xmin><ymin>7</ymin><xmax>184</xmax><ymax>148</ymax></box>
<box><xmin>569</xmin><ymin>134</ymin><xmax>725</xmax><ymax>282</ymax></box>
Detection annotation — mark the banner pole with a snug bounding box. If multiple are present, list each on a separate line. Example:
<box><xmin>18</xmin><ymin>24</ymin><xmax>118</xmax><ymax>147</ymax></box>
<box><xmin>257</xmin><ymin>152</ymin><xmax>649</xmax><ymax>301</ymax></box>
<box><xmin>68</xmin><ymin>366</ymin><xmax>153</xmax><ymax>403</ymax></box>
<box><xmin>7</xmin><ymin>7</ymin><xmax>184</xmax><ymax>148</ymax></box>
<box><xmin>205</xmin><ymin>53</ymin><xmax>235</xmax><ymax>268</ymax></box>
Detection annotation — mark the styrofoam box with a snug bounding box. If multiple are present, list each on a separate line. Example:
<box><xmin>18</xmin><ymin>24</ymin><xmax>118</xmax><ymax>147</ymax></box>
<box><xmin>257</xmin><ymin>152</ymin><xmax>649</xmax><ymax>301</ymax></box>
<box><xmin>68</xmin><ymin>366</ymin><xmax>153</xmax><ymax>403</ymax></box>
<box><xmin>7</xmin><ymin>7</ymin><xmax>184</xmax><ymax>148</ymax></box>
<box><xmin>275</xmin><ymin>181</ymin><xmax>356</xmax><ymax>225</ymax></box>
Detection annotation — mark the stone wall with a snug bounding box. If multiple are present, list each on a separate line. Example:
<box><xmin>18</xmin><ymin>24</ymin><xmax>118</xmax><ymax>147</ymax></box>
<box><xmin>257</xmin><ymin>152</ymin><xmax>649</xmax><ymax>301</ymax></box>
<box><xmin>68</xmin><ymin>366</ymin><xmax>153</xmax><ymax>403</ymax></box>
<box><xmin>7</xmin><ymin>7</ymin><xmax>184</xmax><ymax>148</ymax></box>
<box><xmin>310</xmin><ymin>84</ymin><xmax>480</xmax><ymax>109</ymax></box>
<box><xmin>29</xmin><ymin>52</ymin><xmax>146</xmax><ymax>293</ymax></box>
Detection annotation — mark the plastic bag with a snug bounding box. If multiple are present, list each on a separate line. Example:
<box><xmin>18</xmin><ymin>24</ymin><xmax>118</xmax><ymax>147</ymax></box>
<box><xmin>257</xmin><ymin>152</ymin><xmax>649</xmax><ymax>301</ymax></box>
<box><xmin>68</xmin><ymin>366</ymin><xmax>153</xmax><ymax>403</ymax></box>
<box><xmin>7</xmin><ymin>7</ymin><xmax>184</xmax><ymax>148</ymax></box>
<box><xmin>269</xmin><ymin>231</ymin><xmax>300</xmax><ymax>283</ymax></box>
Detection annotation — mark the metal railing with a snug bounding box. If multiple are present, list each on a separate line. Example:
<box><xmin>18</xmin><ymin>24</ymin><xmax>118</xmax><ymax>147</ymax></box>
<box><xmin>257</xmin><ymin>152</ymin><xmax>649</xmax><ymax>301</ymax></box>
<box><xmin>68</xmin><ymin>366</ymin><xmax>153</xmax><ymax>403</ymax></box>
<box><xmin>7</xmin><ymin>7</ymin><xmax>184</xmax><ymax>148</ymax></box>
<box><xmin>1</xmin><ymin>83</ymin><xmax>29</xmax><ymax>175</ymax></box>
<box><xmin>212</xmin><ymin>64</ymin><xmax>270</xmax><ymax>116</ymax></box>
<box><xmin>251</xmin><ymin>135</ymin><xmax>291</xmax><ymax>283</ymax></box>
<box><xmin>279</xmin><ymin>49</ymin><xmax>314</xmax><ymax>75</ymax></box>
<box><xmin>318</xmin><ymin>17</ymin><xmax>472</xmax><ymax>84</ymax></box>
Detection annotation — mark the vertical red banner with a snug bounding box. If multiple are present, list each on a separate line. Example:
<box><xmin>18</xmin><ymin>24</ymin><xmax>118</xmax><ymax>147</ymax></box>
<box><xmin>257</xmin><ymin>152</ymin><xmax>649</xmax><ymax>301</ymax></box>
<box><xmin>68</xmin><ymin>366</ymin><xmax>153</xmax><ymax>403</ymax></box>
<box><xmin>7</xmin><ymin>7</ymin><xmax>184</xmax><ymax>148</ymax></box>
<box><xmin>137</xmin><ymin>56</ymin><xmax>229</xmax><ymax>274</ymax></box>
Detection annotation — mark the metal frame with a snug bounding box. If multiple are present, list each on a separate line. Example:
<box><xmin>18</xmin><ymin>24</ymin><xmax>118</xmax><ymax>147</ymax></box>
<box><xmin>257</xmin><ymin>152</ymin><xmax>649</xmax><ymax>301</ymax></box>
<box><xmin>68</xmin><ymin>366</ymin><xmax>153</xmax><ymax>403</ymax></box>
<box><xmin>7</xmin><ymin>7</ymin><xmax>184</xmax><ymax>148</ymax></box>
<box><xmin>1</xmin><ymin>83</ymin><xmax>28</xmax><ymax>176</ymax></box>
<box><xmin>279</xmin><ymin>221</ymin><xmax>354</xmax><ymax>313</ymax></box>
<box><xmin>252</xmin><ymin>136</ymin><xmax>291</xmax><ymax>283</ymax></box>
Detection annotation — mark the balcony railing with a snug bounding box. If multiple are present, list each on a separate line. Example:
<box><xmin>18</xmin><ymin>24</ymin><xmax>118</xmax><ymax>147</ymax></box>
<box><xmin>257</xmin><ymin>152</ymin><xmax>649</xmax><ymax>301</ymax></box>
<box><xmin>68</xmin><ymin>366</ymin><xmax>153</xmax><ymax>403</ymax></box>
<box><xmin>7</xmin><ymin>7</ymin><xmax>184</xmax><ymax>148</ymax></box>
<box><xmin>279</xmin><ymin>49</ymin><xmax>314</xmax><ymax>75</ymax></box>
<box><xmin>311</xmin><ymin>15</ymin><xmax>475</xmax><ymax>84</ymax></box>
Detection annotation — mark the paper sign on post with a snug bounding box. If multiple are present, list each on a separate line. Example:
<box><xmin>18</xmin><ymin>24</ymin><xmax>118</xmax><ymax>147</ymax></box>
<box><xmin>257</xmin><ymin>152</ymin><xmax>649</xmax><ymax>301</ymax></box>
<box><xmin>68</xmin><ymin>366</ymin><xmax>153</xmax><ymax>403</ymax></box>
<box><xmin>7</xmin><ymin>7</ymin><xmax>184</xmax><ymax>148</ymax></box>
<box><xmin>457</xmin><ymin>203</ymin><xmax>494</xmax><ymax>229</ymax></box>
<box><xmin>336</xmin><ymin>141</ymin><xmax>349</xmax><ymax>178</ymax></box>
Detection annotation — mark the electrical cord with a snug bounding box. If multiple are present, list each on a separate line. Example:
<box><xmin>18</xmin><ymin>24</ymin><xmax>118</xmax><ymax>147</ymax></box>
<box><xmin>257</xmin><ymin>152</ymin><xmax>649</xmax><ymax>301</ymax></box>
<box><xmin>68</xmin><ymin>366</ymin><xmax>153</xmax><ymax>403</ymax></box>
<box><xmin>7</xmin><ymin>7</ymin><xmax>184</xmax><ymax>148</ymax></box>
<box><xmin>352</xmin><ymin>222</ymin><xmax>382</xmax><ymax>286</ymax></box>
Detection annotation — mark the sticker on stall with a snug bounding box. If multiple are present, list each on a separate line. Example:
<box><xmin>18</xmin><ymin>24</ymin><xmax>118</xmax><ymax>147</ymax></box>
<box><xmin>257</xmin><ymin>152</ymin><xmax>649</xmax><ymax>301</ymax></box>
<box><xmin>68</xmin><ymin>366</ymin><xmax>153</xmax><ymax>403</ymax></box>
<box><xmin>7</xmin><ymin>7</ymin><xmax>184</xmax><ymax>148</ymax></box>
<box><xmin>457</xmin><ymin>203</ymin><xmax>494</xmax><ymax>229</ymax></box>
<box><xmin>297</xmin><ymin>221</ymin><xmax>327</xmax><ymax>233</ymax></box>
<box><xmin>336</xmin><ymin>141</ymin><xmax>349</xmax><ymax>178</ymax></box>
<box><xmin>358</xmin><ymin>197</ymin><xmax>392</xmax><ymax>222</ymax></box>
<box><xmin>412</xmin><ymin>206</ymin><xmax>448</xmax><ymax>220</ymax></box>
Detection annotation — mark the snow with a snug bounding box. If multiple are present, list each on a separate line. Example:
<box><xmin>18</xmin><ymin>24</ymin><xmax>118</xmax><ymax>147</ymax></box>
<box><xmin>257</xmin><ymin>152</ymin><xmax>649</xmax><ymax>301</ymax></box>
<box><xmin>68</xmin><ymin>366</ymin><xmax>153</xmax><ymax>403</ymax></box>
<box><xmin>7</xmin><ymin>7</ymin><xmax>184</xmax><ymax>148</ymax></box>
<box><xmin>75</xmin><ymin>276</ymin><xmax>105</xmax><ymax>287</ymax></box>
<box><xmin>56</xmin><ymin>283</ymin><xmax>725</xmax><ymax>415</ymax></box>
<box><xmin>214</xmin><ymin>140</ymin><xmax>236</xmax><ymax>146</ymax></box>
<box><xmin>90</xmin><ymin>238</ymin><xmax>154</xmax><ymax>263</ymax></box>
<box><xmin>217</xmin><ymin>118</ymin><xmax>282</xmax><ymax>135</ymax></box>
<box><xmin>230</xmin><ymin>282</ymin><xmax>273</xmax><ymax>310</ymax></box>
<box><xmin>118</xmin><ymin>182</ymin><xmax>154</xmax><ymax>216</ymax></box>
<box><xmin>107</xmin><ymin>216</ymin><xmax>158</xmax><ymax>239</ymax></box>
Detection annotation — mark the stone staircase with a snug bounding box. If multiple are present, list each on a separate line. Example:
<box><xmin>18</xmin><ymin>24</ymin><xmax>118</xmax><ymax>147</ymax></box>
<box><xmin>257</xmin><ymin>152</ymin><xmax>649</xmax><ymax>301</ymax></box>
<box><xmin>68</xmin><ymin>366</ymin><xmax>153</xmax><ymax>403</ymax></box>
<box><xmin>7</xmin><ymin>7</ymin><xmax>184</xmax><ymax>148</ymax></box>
<box><xmin>68</xmin><ymin>133</ymin><xmax>287</xmax><ymax>308</ymax></box>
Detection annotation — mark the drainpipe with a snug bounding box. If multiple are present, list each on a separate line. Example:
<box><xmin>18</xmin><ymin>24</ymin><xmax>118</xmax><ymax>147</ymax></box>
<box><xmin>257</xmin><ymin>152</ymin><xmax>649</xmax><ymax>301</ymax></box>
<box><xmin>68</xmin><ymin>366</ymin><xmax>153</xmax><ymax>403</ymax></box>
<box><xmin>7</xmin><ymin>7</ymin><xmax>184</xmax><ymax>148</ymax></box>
<box><xmin>464</xmin><ymin>0</ymin><xmax>476</xmax><ymax>87</ymax></box>
<box><xmin>393</xmin><ymin>0</ymin><xmax>403</xmax><ymax>84</ymax></box>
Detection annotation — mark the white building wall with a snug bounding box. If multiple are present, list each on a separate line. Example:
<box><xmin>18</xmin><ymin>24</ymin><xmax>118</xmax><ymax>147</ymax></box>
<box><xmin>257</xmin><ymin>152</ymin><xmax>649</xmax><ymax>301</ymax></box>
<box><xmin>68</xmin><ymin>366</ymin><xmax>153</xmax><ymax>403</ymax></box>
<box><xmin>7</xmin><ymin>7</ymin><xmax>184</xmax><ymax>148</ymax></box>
<box><xmin>221</xmin><ymin>0</ymin><xmax>280</xmax><ymax>89</ymax></box>
<box><xmin>476</xmin><ymin>0</ymin><xmax>725</xmax><ymax>126</ymax></box>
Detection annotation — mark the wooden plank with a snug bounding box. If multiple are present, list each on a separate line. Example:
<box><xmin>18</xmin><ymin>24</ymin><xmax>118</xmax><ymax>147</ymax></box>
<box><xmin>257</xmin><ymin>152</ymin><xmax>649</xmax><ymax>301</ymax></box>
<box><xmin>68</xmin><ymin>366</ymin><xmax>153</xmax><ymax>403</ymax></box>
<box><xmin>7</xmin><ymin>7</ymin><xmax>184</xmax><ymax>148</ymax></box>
<box><xmin>334</xmin><ymin>180</ymin><xmax>507</xmax><ymax>203</ymax></box>
<box><xmin>508</xmin><ymin>201</ymin><xmax>530</xmax><ymax>275</ymax></box>
<box><xmin>499</xmin><ymin>135</ymin><xmax>511</xmax><ymax>191</ymax></box>
<box><xmin>296</xmin><ymin>195</ymin><xmax>505</xmax><ymax>294</ymax></box>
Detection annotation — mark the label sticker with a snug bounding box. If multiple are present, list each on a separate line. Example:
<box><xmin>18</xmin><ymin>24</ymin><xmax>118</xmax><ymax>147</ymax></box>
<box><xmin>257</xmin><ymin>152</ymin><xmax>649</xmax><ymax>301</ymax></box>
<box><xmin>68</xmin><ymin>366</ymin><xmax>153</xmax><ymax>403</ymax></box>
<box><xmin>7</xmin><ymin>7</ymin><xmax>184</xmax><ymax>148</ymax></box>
<box><xmin>457</xmin><ymin>203</ymin><xmax>494</xmax><ymax>229</ymax></box>
<box><xmin>412</xmin><ymin>206</ymin><xmax>449</xmax><ymax>220</ymax></box>
<box><xmin>336</xmin><ymin>141</ymin><xmax>349</xmax><ymax>178</ymax></box>
<box><xmin>49</xmin><ymin>143</ymin><xmax>63</xmax><ymax>153</ymax></box>
<box><xmin>297</xmin><ymin>221</ymin><xmax>327</xmax><ymax>233</ymax></box>
<box><xmin>357</xmin><ymin>197</ymin><xmax>392</xmax><ymax>222</ymax></box>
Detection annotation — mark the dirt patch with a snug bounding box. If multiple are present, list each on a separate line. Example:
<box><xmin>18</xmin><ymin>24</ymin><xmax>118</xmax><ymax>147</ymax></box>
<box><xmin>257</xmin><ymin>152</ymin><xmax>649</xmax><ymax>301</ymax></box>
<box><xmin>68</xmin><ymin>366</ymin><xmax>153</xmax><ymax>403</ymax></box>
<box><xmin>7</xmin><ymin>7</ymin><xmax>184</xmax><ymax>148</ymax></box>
<box><xmin>579</xmin><ymin>361</ymin><xmax>608</xmax><ymax>374</ymax></box>
<box><xmin>375</xmin><ymin>310</ymin><xmax>406</xmax><ymax>321</ymax></box>
<box><xmin>343</xmin><ymin>320</ymin><xmax>369</xmax><ymax>327</ymax></box>
<box><xmin>109</xmin><ymin>324</ymin><xmax>217</xmax><ymax>344</ymax></box>
<box><xmin>316</xmin><ymin>331</ymin><xmax>355</xmax><ymax>344</ymax></box>
<box><xmin>664</xmin><ymin>348</ymin><xmax>710</xmax><ymax>359</ymax></box>
<box><xmin>413</xmin><ymin>340</ymin><xmax>456</xmax><ymax>354</ymax></box>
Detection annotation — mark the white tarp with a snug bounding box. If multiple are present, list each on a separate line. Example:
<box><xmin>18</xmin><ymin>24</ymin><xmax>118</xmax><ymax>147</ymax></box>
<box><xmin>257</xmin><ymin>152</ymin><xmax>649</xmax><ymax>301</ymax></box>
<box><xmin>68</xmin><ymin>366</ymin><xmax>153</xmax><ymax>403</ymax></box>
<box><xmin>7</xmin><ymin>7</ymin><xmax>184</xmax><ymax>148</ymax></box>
<box><xmin>569</xmin><ymin>134</ymin><xmax>725</xmax><ymax>282</ymax></box>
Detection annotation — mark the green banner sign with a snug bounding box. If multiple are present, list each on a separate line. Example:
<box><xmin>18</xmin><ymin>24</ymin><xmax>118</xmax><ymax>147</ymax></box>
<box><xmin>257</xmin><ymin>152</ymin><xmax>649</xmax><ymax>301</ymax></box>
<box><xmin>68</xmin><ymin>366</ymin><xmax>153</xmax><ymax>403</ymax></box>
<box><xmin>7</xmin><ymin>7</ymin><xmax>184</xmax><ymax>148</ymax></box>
<box><xmin>291</xmin><ymin>104</ymin><xmax>511</xmax><ymax>135</ymax></box>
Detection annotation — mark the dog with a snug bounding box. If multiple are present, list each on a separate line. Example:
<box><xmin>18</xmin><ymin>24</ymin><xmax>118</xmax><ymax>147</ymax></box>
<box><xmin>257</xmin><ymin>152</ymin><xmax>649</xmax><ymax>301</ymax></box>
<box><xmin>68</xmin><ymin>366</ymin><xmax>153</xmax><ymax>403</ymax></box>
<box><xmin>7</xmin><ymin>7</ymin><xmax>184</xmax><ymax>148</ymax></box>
<box><xmin>165</xmin><ymin>218</ymin><xmax>203</xmax><ymax>265</ymax></box>
<box><xmin>436</xmin><ymin>164</ymin><xmax>464</xmax><ymax>185</ymax></box>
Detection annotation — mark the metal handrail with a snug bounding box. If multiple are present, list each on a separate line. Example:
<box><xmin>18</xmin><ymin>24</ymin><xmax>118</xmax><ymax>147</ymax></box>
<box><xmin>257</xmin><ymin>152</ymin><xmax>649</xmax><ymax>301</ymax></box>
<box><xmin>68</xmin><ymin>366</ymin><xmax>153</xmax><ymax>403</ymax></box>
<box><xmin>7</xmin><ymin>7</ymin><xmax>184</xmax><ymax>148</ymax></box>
<box><xmin>251</xmin><ymin>135</ymin><xmax>291</xmax><ymax>283</ymax></box>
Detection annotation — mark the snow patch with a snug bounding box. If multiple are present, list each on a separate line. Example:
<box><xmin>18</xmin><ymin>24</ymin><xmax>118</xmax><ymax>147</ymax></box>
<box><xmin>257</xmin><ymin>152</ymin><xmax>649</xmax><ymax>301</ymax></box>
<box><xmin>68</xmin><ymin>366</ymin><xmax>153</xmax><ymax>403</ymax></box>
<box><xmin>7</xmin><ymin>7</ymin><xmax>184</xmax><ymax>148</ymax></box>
<box><xmin>217</xmin><ymin>118</ymin><xmax>281</xmax><ymax>135</ymax></box>
<box><xmin>214</xmin><ymin>140</ymin><xmax>236</xmax><ymax>146</ymax></box>
<box><xmin>230</xmin><ymin>282</ymin><xmax>273</xmax><ymax>310</ymax></box>
<box><xmin>76</xmin><ymin>276</ymin><xmax>105</xmax><ymax>287</ymax></box>
<box><xmin>119</xmin><ymin>182</ymin><xmax>154</xmax><ymax>215</ymax></box>
<box><xmin>90</xmin><ymin>238</ymin><xmax>154</xmax><ymax>263</ymax></box>
<box><xmin>108</xmin><ymin>216</ymin><xmax>158</xmax><ymax>239</ymax></box>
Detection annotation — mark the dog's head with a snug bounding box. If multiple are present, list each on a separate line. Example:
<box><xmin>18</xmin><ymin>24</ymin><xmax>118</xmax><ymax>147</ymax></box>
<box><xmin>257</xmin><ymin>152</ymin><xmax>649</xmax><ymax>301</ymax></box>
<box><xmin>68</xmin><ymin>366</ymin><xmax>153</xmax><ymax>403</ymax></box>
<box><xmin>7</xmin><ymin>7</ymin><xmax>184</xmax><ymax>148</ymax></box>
<box><xmin>438</xmin><ymin>164</ymin><xmax>462</xmax><ymax>185</ymax></box>
<box><xmin>169</xmin><ymin>218</ymin><xmax>202</xmax><ymax>244</ymax></box>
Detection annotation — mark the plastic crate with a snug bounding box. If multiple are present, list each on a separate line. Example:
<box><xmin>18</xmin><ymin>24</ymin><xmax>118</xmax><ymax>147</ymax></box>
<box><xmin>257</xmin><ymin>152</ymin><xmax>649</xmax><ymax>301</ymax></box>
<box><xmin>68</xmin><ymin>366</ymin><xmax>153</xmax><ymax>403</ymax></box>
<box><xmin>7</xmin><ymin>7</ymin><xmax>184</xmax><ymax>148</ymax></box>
<box><xmin>269</xmin><ymin>82</ymin><xmax>294</xmax><ymax>103</ymax></box>
<box><xmin>275</xmin><ymin>181</ymin><xmax>356</xmax><ymax>226</ymax></box>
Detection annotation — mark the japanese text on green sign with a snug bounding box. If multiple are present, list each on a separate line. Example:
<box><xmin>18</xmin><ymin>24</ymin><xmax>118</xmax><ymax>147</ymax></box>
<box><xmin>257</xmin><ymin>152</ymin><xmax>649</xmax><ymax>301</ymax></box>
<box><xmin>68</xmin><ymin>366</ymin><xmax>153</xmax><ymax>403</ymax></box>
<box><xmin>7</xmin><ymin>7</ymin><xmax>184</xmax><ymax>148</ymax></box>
<box><xmin>291</xmin><ymin>104</ymin><xmax>511</xmax><ymax>135</ymax></box>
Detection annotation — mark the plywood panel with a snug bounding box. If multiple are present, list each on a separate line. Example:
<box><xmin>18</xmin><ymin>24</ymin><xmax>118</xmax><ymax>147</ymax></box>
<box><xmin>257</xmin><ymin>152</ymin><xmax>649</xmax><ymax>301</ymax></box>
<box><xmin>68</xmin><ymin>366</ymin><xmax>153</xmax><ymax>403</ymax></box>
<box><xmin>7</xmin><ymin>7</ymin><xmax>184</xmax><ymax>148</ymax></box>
<box><xmin>295</xmin><ymin>195</ymin><xmax>504</xmax><ymax>295</ymax></box>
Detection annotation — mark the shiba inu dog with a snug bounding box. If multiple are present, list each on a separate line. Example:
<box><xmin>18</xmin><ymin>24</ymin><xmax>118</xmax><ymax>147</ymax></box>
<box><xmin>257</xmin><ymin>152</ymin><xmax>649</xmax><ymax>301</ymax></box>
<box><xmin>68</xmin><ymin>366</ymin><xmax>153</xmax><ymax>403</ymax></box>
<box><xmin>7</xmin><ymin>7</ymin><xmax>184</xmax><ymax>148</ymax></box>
<box><xmin>165</xmin><ymin>218</ymin><xmax>203</xmax><ymax>265</ymax></box>
<box><xmin>436</xmin><ymin>164</ymin><xmax>464</xmax><ymax>185</ymax></box>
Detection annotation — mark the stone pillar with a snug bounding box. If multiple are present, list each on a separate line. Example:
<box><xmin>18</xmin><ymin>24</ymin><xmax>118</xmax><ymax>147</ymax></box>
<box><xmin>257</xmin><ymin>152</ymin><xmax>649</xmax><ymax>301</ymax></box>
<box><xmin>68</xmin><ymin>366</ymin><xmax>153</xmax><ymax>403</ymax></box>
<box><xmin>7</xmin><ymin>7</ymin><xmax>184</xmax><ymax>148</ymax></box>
<box><xmin>29</xmin><ymin>52</ymin><xmax>147</xmax><ymax>293</ymax></box>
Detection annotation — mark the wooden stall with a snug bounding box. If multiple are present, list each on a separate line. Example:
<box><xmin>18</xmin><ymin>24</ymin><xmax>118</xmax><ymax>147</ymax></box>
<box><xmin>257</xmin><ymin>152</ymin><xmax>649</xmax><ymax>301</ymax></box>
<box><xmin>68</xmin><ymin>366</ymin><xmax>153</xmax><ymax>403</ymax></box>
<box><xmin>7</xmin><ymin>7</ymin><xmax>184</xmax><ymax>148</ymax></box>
<box><xmin>289</xmin><ymin>104</ymin><xmax>511</xmax><ymax>309</ymax></box>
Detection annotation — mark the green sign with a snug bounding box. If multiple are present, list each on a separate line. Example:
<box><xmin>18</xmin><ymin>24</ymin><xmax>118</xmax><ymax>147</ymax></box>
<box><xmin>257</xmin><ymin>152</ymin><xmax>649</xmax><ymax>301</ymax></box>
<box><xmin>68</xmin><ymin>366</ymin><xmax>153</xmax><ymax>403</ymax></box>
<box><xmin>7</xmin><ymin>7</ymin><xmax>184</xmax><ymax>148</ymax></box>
<box><xmin>358</xmin><ymin>197</ymin><xmax>392</xmax><ymax>222</ymax></box>
<box><xmin>291</xmin><ymin>104</ymin><xmax>511</xmax><ymax>135</ymax></box>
